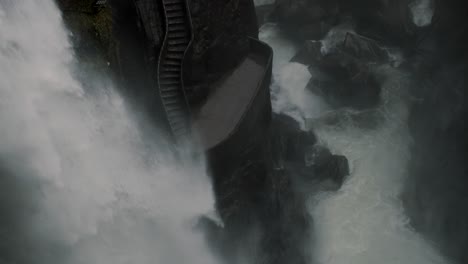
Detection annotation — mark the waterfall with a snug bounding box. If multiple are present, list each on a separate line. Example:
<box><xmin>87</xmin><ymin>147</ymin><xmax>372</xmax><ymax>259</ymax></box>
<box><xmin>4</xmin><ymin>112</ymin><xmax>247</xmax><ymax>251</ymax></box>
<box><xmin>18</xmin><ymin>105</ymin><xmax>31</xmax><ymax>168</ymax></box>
<box><xmin>260</xmin><ymin>23</ymin><xmax>451</xmax><ymax>264</ymax></box>
<box><xmin>0</xmin><ymin>1</ymin><xmax>217</xmax><ymax>263</ymax></box>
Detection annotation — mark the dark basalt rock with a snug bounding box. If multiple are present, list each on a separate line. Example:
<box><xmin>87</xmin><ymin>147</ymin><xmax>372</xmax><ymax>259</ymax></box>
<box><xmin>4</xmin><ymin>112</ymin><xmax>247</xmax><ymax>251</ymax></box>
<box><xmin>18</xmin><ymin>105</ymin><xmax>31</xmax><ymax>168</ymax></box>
<box><xmin>290</xmin><ymin>32</ymin><xmax>385</xmax><ymax>109</ymax></box>
<box><xmin>290</xmin><ymin>40</ymin><xmax>324</xmax><ymax>65</ymax></box>
<box><xmin>309</xmin><ymin>149</ymin><xmax>349</xmax><ymax>189</ymax></box>
<box><xmin>255</xmin><ymin>3</ymin><xmax>276</xmax><ymax>26</ymax></box>
<box><xmin>307</xmin><ymin>68</ymin><xmax>381</xmax><ymax>110</ymax></box>
<box><xmin>399</xmin><ymin>1</ymin><xmax>468</xmax><ymax>263</ymax></box>
<box><xmin>270</xmin><ymin>0</ymin><xmax>327</xmax><ymax>26</ymax></box>
<box><xmin>270</xmin><ymin>113</ymin><xmax>317</xmax><ymax>169</ymax></box>
<box><xmin>270</xmin><ymin>114</ymin><xmax>350</xmax><ymax>189</ymax></box>
<box><xmin>269</xmin><ymin>0</ymin><xmax>339</xmax><ymax>41</ymax></box>
<box><xmin>187</xmin><ymin>0</ymin><xmax>259</xmax><ymax>106</ymax></box>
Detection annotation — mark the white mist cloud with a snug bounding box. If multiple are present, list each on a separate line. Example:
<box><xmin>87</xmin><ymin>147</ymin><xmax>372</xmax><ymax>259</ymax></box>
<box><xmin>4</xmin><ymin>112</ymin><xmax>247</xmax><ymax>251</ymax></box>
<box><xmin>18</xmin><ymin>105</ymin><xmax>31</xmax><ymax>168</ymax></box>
<box><xmin>0</xmin><ymin>1</ymin><xmax>217</xmax><ymax>263</ymax></box>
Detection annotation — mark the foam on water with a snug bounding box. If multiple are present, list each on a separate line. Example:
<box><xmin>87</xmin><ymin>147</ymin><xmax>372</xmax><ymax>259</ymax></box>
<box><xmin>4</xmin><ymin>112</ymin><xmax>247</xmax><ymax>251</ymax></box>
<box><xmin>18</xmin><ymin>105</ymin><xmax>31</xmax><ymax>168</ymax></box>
<box><xmin>0</xmin><ymin>1</ymin><xmax>217</xmax><ymax>263</ymax></box>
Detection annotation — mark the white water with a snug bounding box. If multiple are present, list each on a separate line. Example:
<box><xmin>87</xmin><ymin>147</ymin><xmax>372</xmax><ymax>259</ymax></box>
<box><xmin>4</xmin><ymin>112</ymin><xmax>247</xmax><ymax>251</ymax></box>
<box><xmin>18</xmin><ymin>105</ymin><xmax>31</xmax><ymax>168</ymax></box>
<box><xmin>260</xmin><ymin>23</ymin><xmax>449</xmax><ymax>264</ymax></box>
<box><xmin>0</xmin><ymin>1</ymin><xmax>217</xmax><ymax>263</ymax></box>
<box><xmin>259</xmin><ymin>23</ymin><xmax>330</xmax><ymax>128</ymax></box>
<box><xmin>410</xmin><ymin>0</ymin><xmax>434</xmax><ymax>27</ymax></box>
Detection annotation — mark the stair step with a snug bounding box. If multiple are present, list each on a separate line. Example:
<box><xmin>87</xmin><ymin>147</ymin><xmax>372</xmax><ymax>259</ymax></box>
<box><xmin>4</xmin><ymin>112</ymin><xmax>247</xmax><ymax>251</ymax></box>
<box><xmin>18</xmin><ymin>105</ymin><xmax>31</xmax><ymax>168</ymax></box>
<box><xmin>162</xmin><ymin>93</ymin><xmax>180</xmax><ymax>100</ymax></box>
<box><xmin>165</xmin><ymin>3</ymin><xmax>183</xmax><ymax>11</ymax></box>
<box><xmin>161</xmin><ymin>73</ymin><xmax>180</xmax><ymax>78</ymax></box>
<box><xmin>169</xmin><ymin>118</ymin><xmax>186</xmax><ymax>128</ymax></box>
<box><xmin>162</xmin><ymin>66</ymin><xmax>180</xmax><ymax>72</ymax></box>
<box><xmin>167</xmin><ymin>45</ymin><xmax>186</xmax><ymax>52</ymax></box>
<box><xmin>161</xmin><ymin>86</ymin><xmax>180</xmax><ymax>95</ymax></box>
<box><xmin>165</xmin><ymin>97</ymin><xmax>181</xmax><ymax>104</ymax></box>
<box><xmin>166</xmin><ymin>53</ymin><xmax>183</xmax><ymax>60</ymax></box>
<box><xmin>167</xmin><ymin>18</ymin><xmax>185</xmax><ymax>25</ymax></box>
<box><xmin>166</xmin><ymin>104</ymin><xmax>183</xmax><ymax>112</ymax></box>
<box><xmin>168</xmin><ymin>32</ymin><xmax>188</xmax><ymax>39</ymax></box>
<box><xmin>168</xmin><ymin>39</ymin><xmax>188</xmax><ymax>45</ymax></box>
<box><xmin>168</xmin><ymin>25</ymin><xmax>186</xmax><ymax>32</ymax></box>
<box><xmin>167</xmin><ymin>110</ymin><xmax>186</xmax><ymax>119</ymax></box>
<box><xmin>174</xmin><ymin>124</ymin><xmax>187</xmax><ymax>132</ymax></box>
<box><xmin>161</xmin><ymin>78</ymin><xmax>179</xmax><ymax>84</ymax></box>
<box><xmin>160</xmin><ymin>79</ymin><xmax>179</xmax><ymax>85</ymax></box>
<box><xmin>163</xmin><ymin>59</ymin><xmax>181</xmax><ymax>65</ymax></box>
<box><xmin>172</xmin><ymin>124</ymin><xmax>188</xmax><ymax>134</ymax></box>
<box><xmin>166</xmin><ymin>11</ymin><xmax>184</xmax><ymax>18</ymax></box>
<box><xmin>164</xmin><ymin>0</ymin><xmax>183</xmax><ymax>4</ymax></box>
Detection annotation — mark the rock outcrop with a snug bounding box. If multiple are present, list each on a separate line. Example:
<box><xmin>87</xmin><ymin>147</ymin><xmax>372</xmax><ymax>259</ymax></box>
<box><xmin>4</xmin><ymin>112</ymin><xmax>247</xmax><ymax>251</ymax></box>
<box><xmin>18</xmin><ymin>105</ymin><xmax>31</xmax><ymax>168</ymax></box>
<box><xmin>402</xmin><ymin>1</ymin><xmax>468</xmax><ymax>262</ymax></box>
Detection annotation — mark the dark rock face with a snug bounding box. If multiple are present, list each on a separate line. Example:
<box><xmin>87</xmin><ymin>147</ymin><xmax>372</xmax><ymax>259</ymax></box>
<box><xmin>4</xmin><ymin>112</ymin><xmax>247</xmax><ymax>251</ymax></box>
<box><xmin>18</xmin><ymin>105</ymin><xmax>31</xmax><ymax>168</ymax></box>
<box><xmin>270</xmin><ymin>113</ymin><xmax>317</xmax><ymax>167</ymax></box>
<box><xmin>60</xmin><ymin>1</ymin><xmax>351</xmax><ymax>263</ymax></box>
<box><xmin>63</xmin><ymin>0</ymin><xmax>259</xmax><ymax>108</ymax></box>
<box><xmin>186</xmin><ymin>0</ymin><xmax>259</xmax><ymax>106</ymax></box>
<box><xmin>57</xmin><ymin>0</ymin><xmax>114</xmax><ymax>63</ymax></box>
<box><xmin>269</xmin><ymin>0</ymin><xmax>338</xmax><ymax>41</ymax></box>
<box><xmin>270</xmin><ymin>114</ymin><xmax>350</xmax><ymax>190</ymax></box>
<box><xmin>390</xmin><ymin>1</ymin><xmax>468</xmax><ymax>263</ymax></box>
<box><xmin>307</xmin><ymin>69</ymin><xmax>381</xmax><ymax>110</ymax></box>
<box><xmin>293</xmin><ymin>35</ymin><xmax>384</xmax><ymax>110</ymax></box>
<box><xmin>402</xmin><ymin>2</ymin><xmax>468</xmax><ymax>261</ymax></box>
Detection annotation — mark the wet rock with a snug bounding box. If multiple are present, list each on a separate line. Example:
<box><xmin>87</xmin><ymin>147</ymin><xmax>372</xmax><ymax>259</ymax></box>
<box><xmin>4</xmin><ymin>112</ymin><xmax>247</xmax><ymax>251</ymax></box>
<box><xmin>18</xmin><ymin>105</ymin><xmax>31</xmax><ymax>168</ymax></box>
<box><xmin>297</xmin><ymin>22</ymin><xmax>333</xmax><ymax>41</ymax></box>
<box><xmin>307</xmin><ymin>108</ymin><xmax>383</xmax><ymax>131</ymax></box>
<box><xmin>270</xmin><ymin>113</ymin><xmax>317</xmax><ymax>169</ymax></box>
<box><xmin>270</xmin><ymin>0</ymin><xmax>326</xmax><ymax>26</ymax></box>
<box><xmin>340</xmin><ymin>32</ymin><xmax>390</xmax><ymax>63</ymax></box>
<box><xmin>183</xmin><ymin>0</ymin><xmax>260</xmax><ymax>106</ymax></box>
<box><xmin>270</xmin><ymin>114</ymin><xmax>349</xmax><ymax>190</ymax></box>
<box><xmin>292</xmin><ymin>32</ymin><xmax>386</xmax><ymax>109</ymax></box>
<box><xmin>290</xmin><ymin>40</ymin><xmax>324</xmax><ymax>65</ymax></box>
<box><xmin>269</xmin><ymin>0</ymin><xmax>340</xmax><ymax>41</ymax></box>
<box><xmin>305</xmin><ymin>145</ymin><xmax>349</xmax><ymax>186</ymax></box>
<box><xmin>307</xmin><ymin>64</ymin><xmax>381</xmax><ymax>109</ymax></box>
<box><xmin>196</xmin><ymin>216</ymin><xmax>229</xmax><ymax>259</ymax></box>
<box><xmin>255</xmin><ymin>3</ymin><xmax>276</xmax><ymax>26</ymax></box>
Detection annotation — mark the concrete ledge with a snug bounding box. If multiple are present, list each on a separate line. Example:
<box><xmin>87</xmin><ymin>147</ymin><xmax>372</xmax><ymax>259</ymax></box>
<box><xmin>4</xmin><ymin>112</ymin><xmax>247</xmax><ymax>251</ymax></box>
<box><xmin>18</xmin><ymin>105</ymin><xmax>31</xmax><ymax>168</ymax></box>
<box><xmin>193</xmin><ymin>38</ymin><xmax>273</xmax><ymax>150</ymax></box>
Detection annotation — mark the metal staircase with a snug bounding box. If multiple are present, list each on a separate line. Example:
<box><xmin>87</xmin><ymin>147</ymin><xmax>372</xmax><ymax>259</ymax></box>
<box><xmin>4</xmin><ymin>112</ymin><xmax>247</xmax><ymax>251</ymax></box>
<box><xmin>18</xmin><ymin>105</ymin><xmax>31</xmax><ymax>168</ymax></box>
<box><xmin>157</xmin><ymin>0</ymin><xmax>193</xmax><ymax>142</ymax></box>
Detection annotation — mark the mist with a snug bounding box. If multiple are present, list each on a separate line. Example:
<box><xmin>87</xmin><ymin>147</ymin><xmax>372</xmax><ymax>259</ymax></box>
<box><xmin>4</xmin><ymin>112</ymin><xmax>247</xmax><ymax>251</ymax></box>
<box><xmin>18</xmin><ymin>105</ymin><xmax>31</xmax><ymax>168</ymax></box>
<box><xmin>0</xmin><ymin>1</ymin><xmax>217</xmax><ymax>263</ymax></box>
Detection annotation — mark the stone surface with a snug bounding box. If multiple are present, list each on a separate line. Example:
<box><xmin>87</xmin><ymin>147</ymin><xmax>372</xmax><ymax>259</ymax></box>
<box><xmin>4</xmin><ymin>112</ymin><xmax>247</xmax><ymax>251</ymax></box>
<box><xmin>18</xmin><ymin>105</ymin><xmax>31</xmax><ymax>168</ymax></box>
<box><xmin>186</xmin><ymin>0</ymin><xmax>259</xmax><ymax>105</ymax></box>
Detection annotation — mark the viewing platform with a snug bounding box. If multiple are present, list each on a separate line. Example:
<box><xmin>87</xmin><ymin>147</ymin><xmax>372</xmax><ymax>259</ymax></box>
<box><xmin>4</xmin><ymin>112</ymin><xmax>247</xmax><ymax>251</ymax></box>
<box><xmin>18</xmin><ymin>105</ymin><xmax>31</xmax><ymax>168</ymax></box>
<box><xmin>192</xmin><ymin>38</ymin><xmax>273</xmax><ymax>150</ymax></box>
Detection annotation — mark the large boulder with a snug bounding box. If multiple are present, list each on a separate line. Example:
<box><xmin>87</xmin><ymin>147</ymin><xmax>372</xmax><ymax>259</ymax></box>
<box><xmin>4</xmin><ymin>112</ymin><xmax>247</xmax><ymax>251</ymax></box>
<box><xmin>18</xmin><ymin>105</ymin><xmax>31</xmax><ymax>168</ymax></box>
<box><xmin>270</xmin><ymin>113</ymin><xmax>317</xmax><ymax>169</ymax></box>
<box><xmin>307</xmin><ymin>67</ymin><xmax>381</xmax><ymax>110</ymax></box>
<box><xmin>290</xmin><ymin>32</ymin><xmax>386</xmax><ymax>109</ymax></box>
<box><xmin>270</xmin><ymin>114</ymin><xmax>350</xmax><ymax>189</ymax></box>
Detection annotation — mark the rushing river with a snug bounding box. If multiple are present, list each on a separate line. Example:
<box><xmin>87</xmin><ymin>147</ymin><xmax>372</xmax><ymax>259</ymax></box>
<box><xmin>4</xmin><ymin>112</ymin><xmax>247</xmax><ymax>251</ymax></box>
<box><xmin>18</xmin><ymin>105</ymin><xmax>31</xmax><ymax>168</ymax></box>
<box><xmin>0</xmin><ymin>1</ymin><xmax>216</xmax><ymax>263</ymax></box>
<box><xmin>260</xmin><ymin>22</ymin><xmax>450</xmax><ymax>264</ymax></box>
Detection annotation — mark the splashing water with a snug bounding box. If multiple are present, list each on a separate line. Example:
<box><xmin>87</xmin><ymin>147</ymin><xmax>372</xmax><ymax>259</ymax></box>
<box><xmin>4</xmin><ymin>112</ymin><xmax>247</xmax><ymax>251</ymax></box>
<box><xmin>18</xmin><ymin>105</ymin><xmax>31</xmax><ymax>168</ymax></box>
<box><xmin>259</xmin><ymin>23</ymin><xmax>330</xmax><ymax>128</ymax></box>
<box><xmin>0</xmin><ymin>1</ymin><xmax>217</xmax><ymax>264</ymax></box>
<box><xmin>260</xmin><ymin>23</ymin><xmax>450</xmax><ymax>264</ymax></box>
<box><xmin>410</xmin><ymin>0</ymin><xmax>434</xmax><ymax>27</ymax></box>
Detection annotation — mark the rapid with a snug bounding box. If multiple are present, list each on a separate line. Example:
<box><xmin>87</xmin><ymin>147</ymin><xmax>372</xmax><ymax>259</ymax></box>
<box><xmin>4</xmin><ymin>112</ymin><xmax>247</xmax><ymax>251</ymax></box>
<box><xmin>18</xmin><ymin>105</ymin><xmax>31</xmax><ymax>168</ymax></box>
<box><xmin>260</xmin><ymin>21</ymin><xmax>450</xmax><ymax>264</ymax></box>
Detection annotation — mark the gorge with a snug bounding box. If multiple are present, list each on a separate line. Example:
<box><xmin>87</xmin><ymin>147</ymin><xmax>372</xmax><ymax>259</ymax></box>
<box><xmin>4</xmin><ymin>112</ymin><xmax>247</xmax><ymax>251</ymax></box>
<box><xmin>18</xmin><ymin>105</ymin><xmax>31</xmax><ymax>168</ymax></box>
<box><xmin>0</xmin><ymin>0</ymin><xmax>467</xmax><ymax>264</ymax></box>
